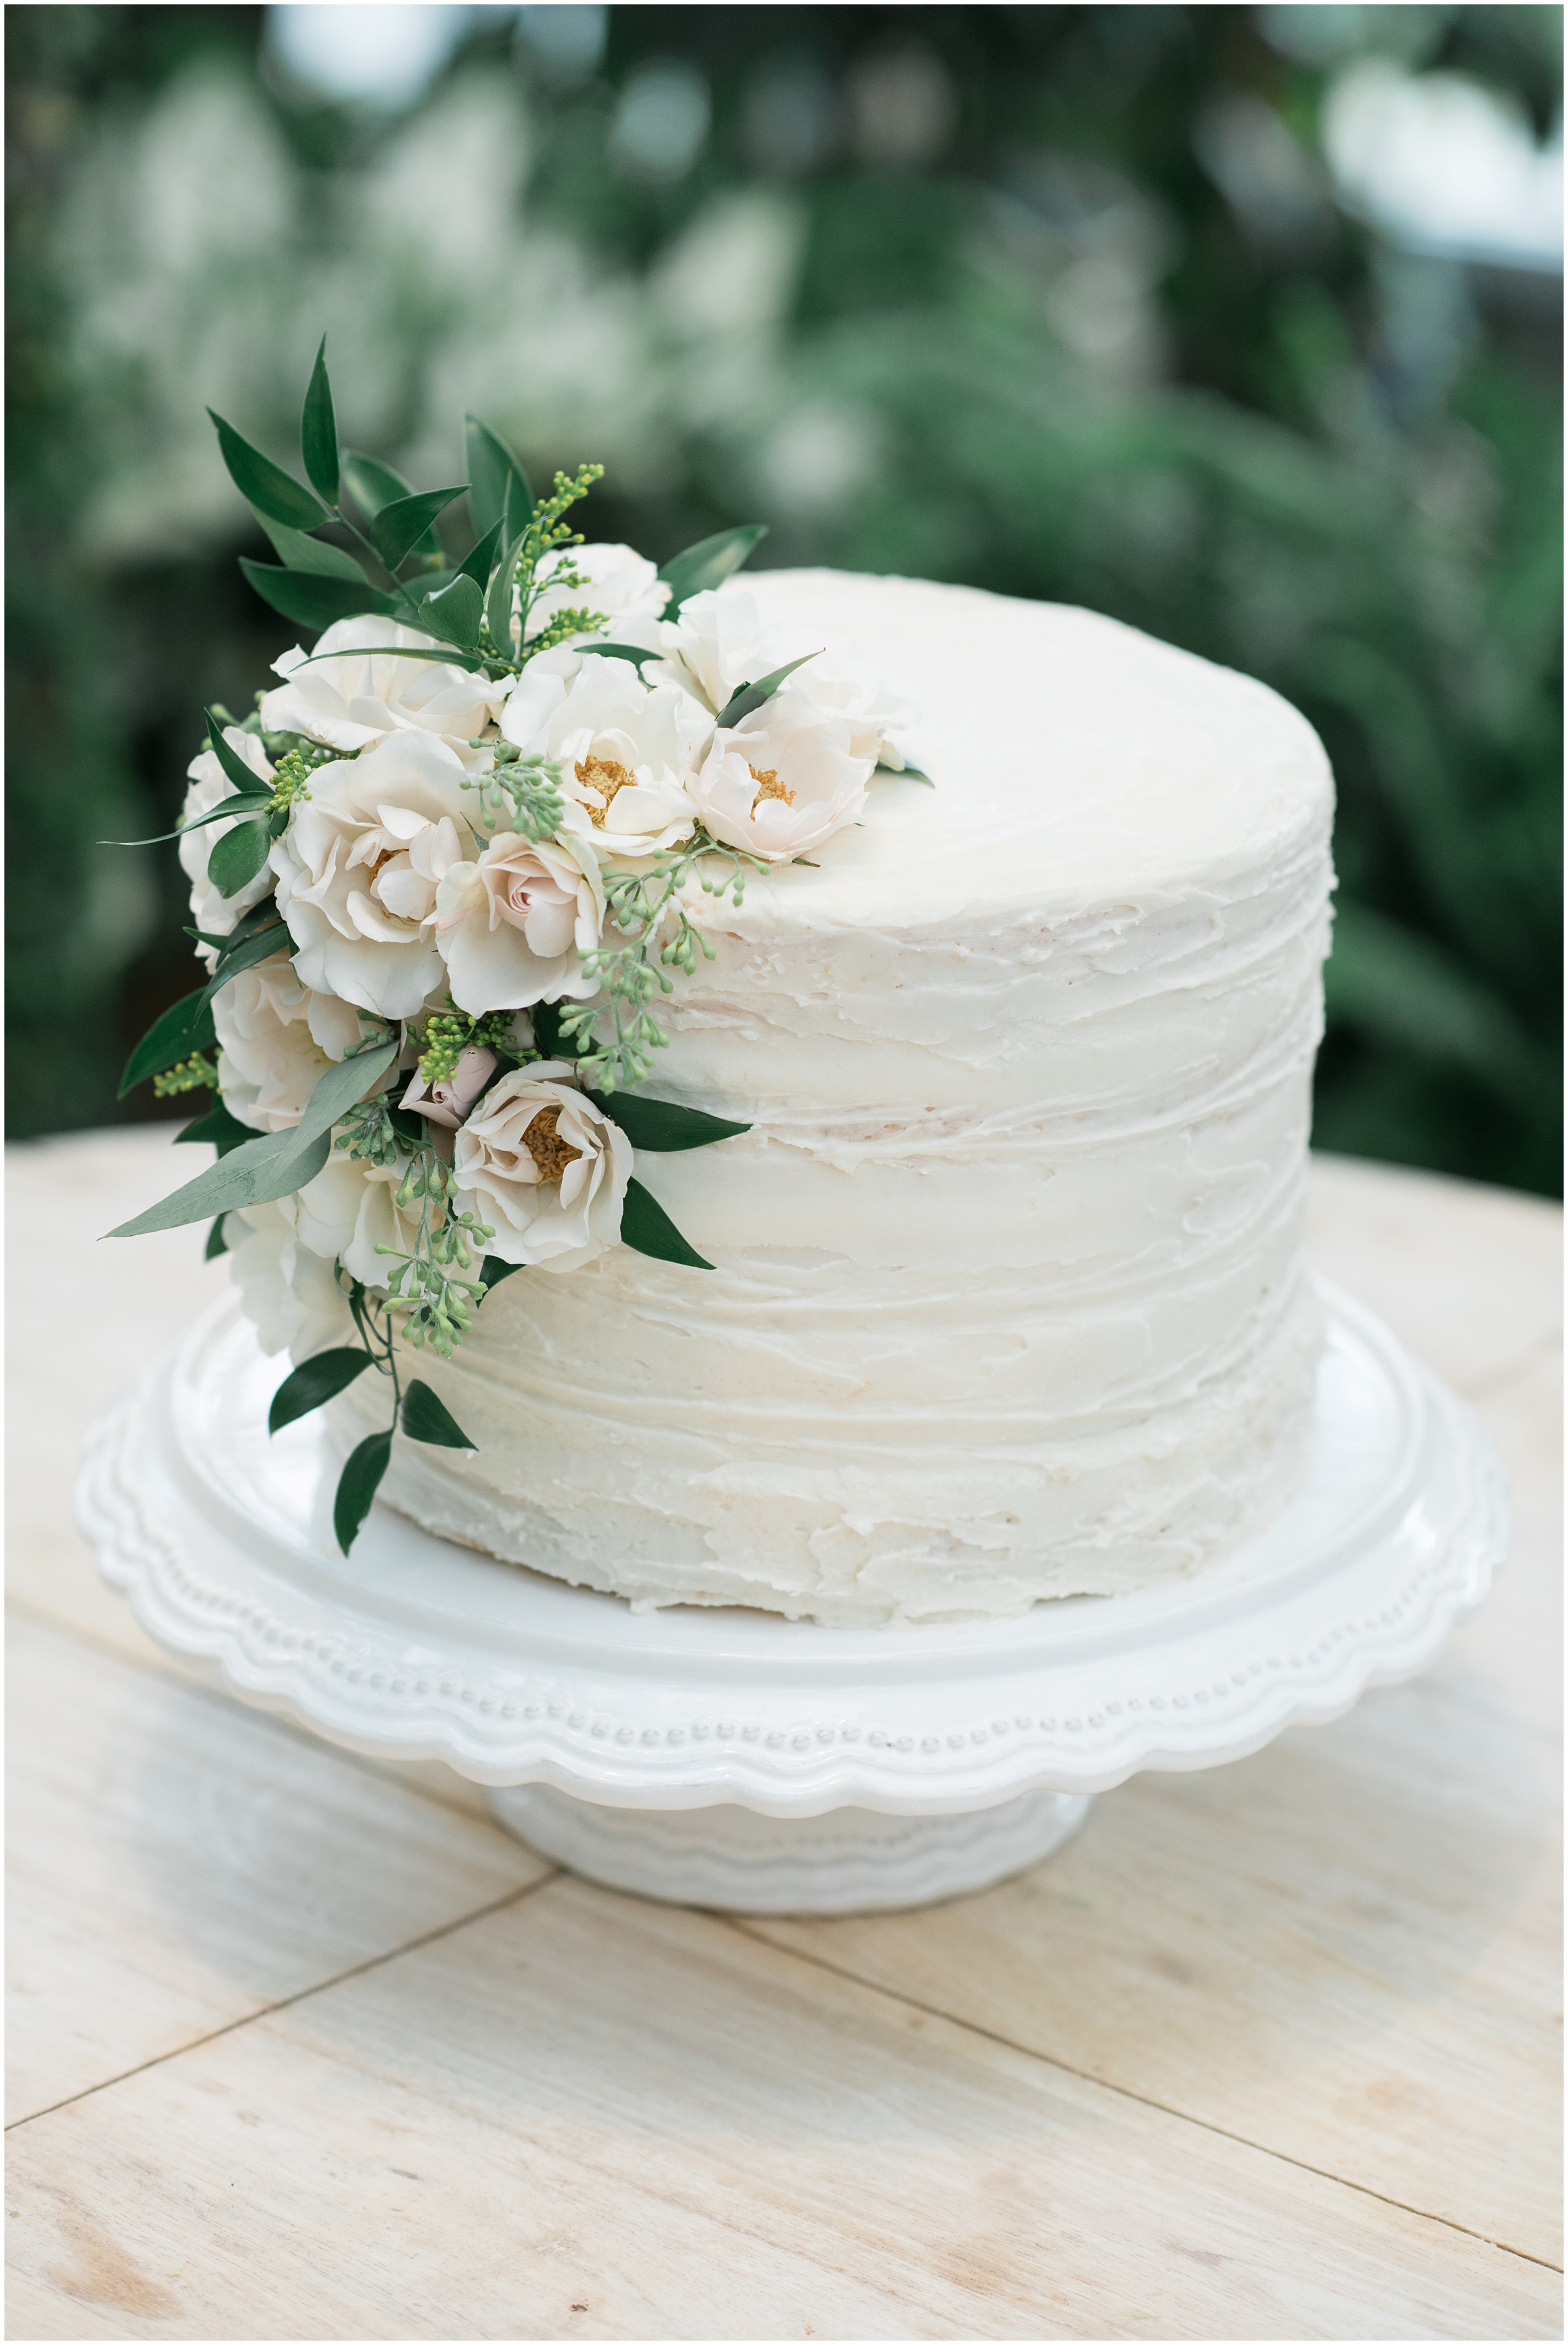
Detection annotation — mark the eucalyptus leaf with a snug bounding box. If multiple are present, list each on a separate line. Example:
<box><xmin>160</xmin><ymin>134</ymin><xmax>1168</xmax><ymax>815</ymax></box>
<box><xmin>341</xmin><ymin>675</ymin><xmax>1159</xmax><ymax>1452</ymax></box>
<box><xmin>204</xmin><ymin>1215</ymin><xmax>230</xmax><ymax>1261</ymax></box>
<box><xmin>268</xmin><ymin>1346</ymin><xmax>374</xmax><ymax>1435</ymax></box>
<box><xmin>400</xmin><ymin>1379</ymin><xmax>477</xmax><ymax>1450</ymax></box>
<box><xmin>257</xmin><ymin>516</ymin><xmax>363</xmax><ymax>580</ymax></box>
<box><xmin>175</xmin><ymin>1099</ymin><xmax>255</xmax><ymax>1156</ymax></box>
<box><xmin>206</xmin><ymin>817</ymin><xmax>273</xmax><ymax>900</ymax></box>
<box><xmin>117</xmin><ymin>989</ymin><xmax>218</xmax><ymax>1101</ymax></box>
<box><xmin>369</xmin><ymin>484</ymin><xmax>468</xmax><ymax>572</ymax></box>
<box><xmin>619</xmin><ymin>1178</ymin><xmax>714</xmax><ymax>1270</ymax></box>
<box><xmin>106</xmin><ymin>1037</ymin><xmax>398</xmax><ymax>1236</ymax></box>
<box><xmin>208</xmin><ymin>408</ymin><xmax>327</xmax><ymax>530</ymax></box>
<box><xmin>589</xmin><ymin>1090</ymin><xmax>750</xmax><ymax>1151</ymax></box>
<box><xmin>659</xmin><ymin>523</ymin><xmax>766</xmax><ymax>618</ymax></box>
<box><xmin>465</xmin><ymin>415</ymin><xmax>534</xmax><ymax>538</ymax></box>
<box><xmin>238</xmin><ymin>560</ymin><xmax>396</xmax><ymax>630</ymax></box>
<box><xmin>300</xmin><ymin>336</ymin><xmax>340</xmax><ymax>506</ymax></box>
<box><xmin>716</xmin><ymin>651</ymin><xmax>820</xmax><ymax>731</ymax></box>
<box><xmin>334</xmin><ymin>1428</ymin><xmax>393</xmax><ymax>1554</ymax></box>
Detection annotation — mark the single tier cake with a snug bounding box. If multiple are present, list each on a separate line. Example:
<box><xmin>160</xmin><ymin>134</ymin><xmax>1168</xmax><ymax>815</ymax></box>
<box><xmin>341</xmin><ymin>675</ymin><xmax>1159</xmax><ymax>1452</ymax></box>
<box><xmin>319</xmin><ymin>570</ymin><xmax>1335</xmax><ymax>1625</ymax></box>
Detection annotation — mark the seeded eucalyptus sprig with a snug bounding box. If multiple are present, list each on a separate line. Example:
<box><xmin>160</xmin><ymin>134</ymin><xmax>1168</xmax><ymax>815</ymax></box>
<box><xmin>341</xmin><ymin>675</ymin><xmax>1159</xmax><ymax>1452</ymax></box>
<box><xmin>558</xmin><ymin>828</ymin><xmax>768</xmax><ymax>1093</ymax></box>
<box><xmin>460</xmin><ymin>743</ymin><xmax>566</xmax><ymax>841</ymax></box>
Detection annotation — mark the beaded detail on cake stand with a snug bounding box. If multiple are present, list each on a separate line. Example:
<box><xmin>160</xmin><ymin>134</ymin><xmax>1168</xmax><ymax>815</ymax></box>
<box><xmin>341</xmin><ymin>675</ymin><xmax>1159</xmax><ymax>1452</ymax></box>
<box><xmin>77</xmin><ymin>1281</ymin><xmax>1505</xmax><ymax>1915</ymax></box>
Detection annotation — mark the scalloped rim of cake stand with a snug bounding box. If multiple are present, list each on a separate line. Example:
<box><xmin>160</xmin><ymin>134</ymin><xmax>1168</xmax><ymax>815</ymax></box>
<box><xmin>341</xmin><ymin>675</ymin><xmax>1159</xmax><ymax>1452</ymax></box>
<box><xmin>76</xmin><ymin>1278</ymin><xmax>1507</xmax><ymax>1819</ymax></box>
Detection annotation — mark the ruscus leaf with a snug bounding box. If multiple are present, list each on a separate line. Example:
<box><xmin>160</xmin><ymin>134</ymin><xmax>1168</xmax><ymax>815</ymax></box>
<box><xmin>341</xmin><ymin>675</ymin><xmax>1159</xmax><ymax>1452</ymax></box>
<box><xmin>300</xmin><ymin>336</ymin><xmax>340</xmax><ymax>505</ymax></box>
<box><xmin>205</xmin><ymin>707</ymin><xmax>267</xmax><ymax>795</ymax></box>
<box><xmin>339</xmin><ymin>448</ymin><xmax>413</xmax><ymax>514</ymax></box>
<box><xmin>416</xmin><ymin>572</ymin><xmax>484</xmax><ymax>649</ymax></box>
<box><xmin>208</xmin><ymin>408</ymin><xmax>327</xmax><ymax>529</ymax></box>
<box><xmin>659</xmin><ymin>524</ymin><xmax>767</xmax><ymax>618</ymax></box>
<box><xmin>458</xmin><ymin>517</ymin><xmax>504</xmax><ymax>587</ymax></box>
<box><xmin>269</xmin><ymin>1346</ymin><xmax>374</xmax><ymax>1435</ymax></box>
<box><xmin>485</xmin><ymin>528</ymin><xmax>525</xmax><ymax>651</ymax></box>
<box><xmin>334</xmin><ymin>1428</ymin><xmax>393</xmax><ymax>1554</ymax></box>
<box><xmin>400</xmin><ymin>1379</ymin><xmax>477</xmax><ymax>1450</ymax></box>
<box><xmin>465</xmin><ymin>415</ymin><xmax>534</xmax><ymax>538</ymax></box>
<box><xmin>117</xmin><ymin>989</ymin><xmax>218</xmax><ymax>1100</ymax></box>
<box><xmin>257</xmin><ymin>516</ymin><xmax>363</xmax><ymax>580</ymax></box>
<box><xmin>591</xmin><ymin>642</ymin><xmax>659</xmax><ymax>667</ymax></box>
<box><xmin>716</xmin><ymin>651</ymin><xmax>821</xmax><ymax>731</ymax></box>
<box><xmin>198</xmin><ymin>918</ymin><xmax>290</xmax><ymax>1012</ymax></box>
<box><xmin>368</xmin><ymin>484</ymin><xmax>468</xmax><ymax>572</ymax></box>
<box><xmin>590</xmin><ymin>1090</ymin><xmax>750</xmax><ymax>1151</ymax></box>
<box><xmin>619</xmin><ymin>1178</ymin><xmax>714</xmax><ymax>1270</ymax></box>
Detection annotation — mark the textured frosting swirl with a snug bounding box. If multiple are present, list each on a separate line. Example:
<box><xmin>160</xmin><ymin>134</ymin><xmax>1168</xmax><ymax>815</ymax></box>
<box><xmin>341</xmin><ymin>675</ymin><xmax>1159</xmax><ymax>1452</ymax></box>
<box><xmin>333</xmin><ymin>572</ymin><xmax>1336</xmax><ymax>1625</ymax></box>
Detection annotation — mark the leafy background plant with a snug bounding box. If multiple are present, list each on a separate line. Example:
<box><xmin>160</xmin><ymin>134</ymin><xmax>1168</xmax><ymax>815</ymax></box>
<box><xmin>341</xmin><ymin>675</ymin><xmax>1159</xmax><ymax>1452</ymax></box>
<box><xmin>8</xmin><ymin>3</ymin><xmax>1561</xmax><ymax>1193</ymax></box>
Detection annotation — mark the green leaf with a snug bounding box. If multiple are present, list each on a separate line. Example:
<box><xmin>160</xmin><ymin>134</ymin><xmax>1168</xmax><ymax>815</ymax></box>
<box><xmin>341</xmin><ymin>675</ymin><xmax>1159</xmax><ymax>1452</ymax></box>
<box><xmin>340</xmin><ymin>447</ymin><xmax>414</xmax><ymax>513</ymax></box>
<box><xmin>465</xmin><ymin>415</ymin><xmax>534</xmax><ymax>539</ymax></box>
<box><xmin>117</xmin><ymin>989</ymin><xmax>218</xmax><ymax>1100</ymax></box>
<box><xmin>458</xmin><ymin>517</ymin><xmax>504</xmax><ymax>587</ymax></box>
<box><xmin>238</xmin><ymin>561</ymin><xmax>396</xmax><ymax>630</ymax></box>
<box><xmin>257</xmin><ymin>516</ymin><xmax>364</xmax><ymax>580</ymax></box>
<box><xmin>268</xmin><ymin>1346</ymin><xmax>374</xmax><ymax>1435</ymax></box>
<box><xmin>591</xmin><ymin>642</ymin><xmax>659</xmax><ymax>667</ymax></box>
<box><xmin>205</xmin><ymin>707</ymin><xmax>267</xmax><ymax>795</ymax></box>
<box><xmin>206</xmin><ymin>817</ymin><xmax>273</xmax><ymax>900</ymax></box>
<box><xmin>529</xmin><ymin>1002</ymin><xmax>575</xmax><ymax>1058</ymax></box>
<box><xmin>294</xmin><ymin>641</ymin><xmax>485</xmax><ymax>674</ymax></box>
<box><xmin>876</xmin><ymin>760</ymin><xmax>933</xmax><ymax>785</ymax></box>
<box><xmin>204</xmin><ymin>1215</ymin><xmax>230</xmax><ymax>1260</ymax></box>
<box><xmin>369</xmin><ymin>485</ymin><xmax>468</xmax><ymax>572</ymax></box>
<box><xmin>176</xmin><ymin>1099</ymin><xmax>255</xmax><ymax>1156</ymax></box>
<box><xmin>208</xmin><ymin>408</ymin><xmax>327</xmax><ymax>530</ymax></box>
<box><xmin>478</xmin><ymin>1256</ymin><xmax>521</xmax><ymax>1294</ymax></box>
<box><xmin>590</xmin><ymin>1090</ymin><xmax>750</xmax><ymax>1151</ymax></box>
<box><xmin>400</xmin><ymin>1379</ymin><xmax>477</xmax><ymax>1450</ymax></box>
<box><xmin>619</xmin><ymin>1177</ymin><xmax>714</xmax><ymax>1270</ymax></box>
<box><xmin>416</xmin><ymin>572</ymin><xmax>484</xmax><ymax>649</ymax></box>
<box><xmin>99</xmin><ymin>789</ymin><xmax>272</xmax><ymax>848</ymax></box>
<box><xmin>716</xmin><ymin>651</ymin><xmax>820</xmax><ymax>731</ymax></box>
<box><xmin>659</xmin><ymin>524</ymin><xmax>767</xmax><ymax>618</ymax></box>
<box><xmin>106</xmin><ymin>1038</ymin><xmax>398</xmax><ymax>1237</ymax></box>
<box><xmin>485</xmin><ymin>529</ymin><xmax>524</xmax><ymax>651</ymax></box>
<box><xmin>334</xmin><ymin>1428</ymin><xmax>393</xmax><ymax>1554</ymax></box>
<box><xmin>300</xmin><ymin>336</ymin><xmax>339</xmax><ymax>506</ymax></box>
<box><xmin>197</xmin><ymin>918</ymin><xmax>291</xmax><ymax>1013</ymax></box>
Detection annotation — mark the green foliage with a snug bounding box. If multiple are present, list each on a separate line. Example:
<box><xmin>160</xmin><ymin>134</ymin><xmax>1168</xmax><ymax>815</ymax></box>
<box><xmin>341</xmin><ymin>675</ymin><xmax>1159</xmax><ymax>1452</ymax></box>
<box><xmin>659</xmin><ymin>524</ymin><xmax>768</xmax><ymax>617</ymax></box>
<box><xmin>268</xmin><ymin>1346</ymin><xmax>374</xmax><ymax>1434</ymax></box>
<box><xmin>118</xmin><ymin>989</ymin><xmax>217</xmax><ymax>1100</ymax></box>
<box><xmin>300</xmin><ymin>337</ymin><xmax>339</xmax><ymax>507</ymax></box>
<box><xmin>590</xmin><ymin>1091</ymin><xmax>750</xmax><ymax>1151</ymax></box>
<box><xmin>333</xmin><ymin>1428</ymin><xmax>393</xmax><ymax>1555</ymax></box>
<box><xmin>400</xmin><ymin>1379</ymin><xmax>477</xmax><ymax>1450</ymax></box>
<box><xmin>620</xmin><ymin>1177</ymin><xmax>714</xmax><ymax>1270</ymax></box>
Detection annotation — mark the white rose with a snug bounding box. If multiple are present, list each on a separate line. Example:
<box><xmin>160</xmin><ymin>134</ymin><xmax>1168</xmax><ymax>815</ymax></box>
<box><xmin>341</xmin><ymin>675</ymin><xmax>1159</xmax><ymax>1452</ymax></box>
<box><xmin>646</xmin><ymin>587</ymin><xmax>802</xmax><ymax>715</ymax></box>
<box><xmin>688</xmin><ymin>689</ymin><xmax>873</xmax><ymax>861</ymax></box>
<box><xmin>270</xmin><ymin>730</ymin><xmax>479</xmax><ymax>1022</ymax></box>
<box><xmin>453</xmin><ymin>1066</ymin><xmax>633</xmax><ymax>1272</ymax></box>
<box><xmin>178</xmin><ymin>729</ymin><xmax>275</xmax><ymax>947</ymax></box>
<box><xmin>258</xmin><ymin>617</ymin><xmax>507</xmax><ymax>770</ymax></box>
<box><xmin>523</xmin><ymin>541</ymin><xmax>670</xmax><ymax>649</ymax></box>
<box><xmin>794</xmin><ymin>662</ymin><xmax>919</xmax><ymax>770</ymax></box>
<box><xmin>433</xmin><ymin>831</ymin><xmax>605</xmax><ymax>1016</ymax></box>
<box><xmin>501</xmin><ymin>654</ymin><xmax>709</xmax><ymax>857</ymax></box>
<box><xmin>282</xmin><ymin>1152</ymin><xmax>430</xmax><ymax>1292</ymax></box>
<box><xmin>226</xmin><ymin>1198</ymin><xmax>355</xmax><ymax>1364</ymax></box>
<box><xmin>214</xmin><ymin>956</ymin><xmax>336</xmax><ymax>1133</ymax></box>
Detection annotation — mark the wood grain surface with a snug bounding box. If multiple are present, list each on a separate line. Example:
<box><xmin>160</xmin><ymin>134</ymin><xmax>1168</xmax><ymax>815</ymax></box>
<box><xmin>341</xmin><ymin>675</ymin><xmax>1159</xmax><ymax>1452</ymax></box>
<box><xmin>6</xmin><ymin>1130</ymin><xmax>1562</xmax><ymax>2341</ymax></box>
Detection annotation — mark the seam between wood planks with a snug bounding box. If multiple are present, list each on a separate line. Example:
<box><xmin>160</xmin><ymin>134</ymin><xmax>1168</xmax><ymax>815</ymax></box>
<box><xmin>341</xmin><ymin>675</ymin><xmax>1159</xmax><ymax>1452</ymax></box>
<box><xmin>4</xmin><ymin>1594</ymin><xmax>506</xmax><ymax>1827</ymax></box>
<box><xmin>3</xmin><ymin>1873</ymin><xmax>556</xmax><ymax>2137</ymax></box>
<box><xmin>722</xmin><ymin>1917</ymin><xmax>1565</xmax><ymax>2278</ymax></box>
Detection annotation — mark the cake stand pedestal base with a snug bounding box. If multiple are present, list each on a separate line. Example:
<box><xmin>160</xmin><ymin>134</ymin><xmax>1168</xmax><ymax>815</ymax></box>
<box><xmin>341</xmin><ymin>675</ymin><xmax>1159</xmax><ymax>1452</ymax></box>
<box><xmin>488</xmin><ymin>1783</ymin><xmax>1092</xmax><ymax>1914</ymax></box>
<box><xmin>77</xmin><ymin>1279</ymin><xmax>1508</xmax><ymax>1917</ymax></box>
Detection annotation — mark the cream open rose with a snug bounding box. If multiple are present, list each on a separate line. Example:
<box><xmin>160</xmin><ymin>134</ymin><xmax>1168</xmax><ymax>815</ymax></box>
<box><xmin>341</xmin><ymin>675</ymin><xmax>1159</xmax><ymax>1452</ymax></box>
<box><xmin>179</xmin><ymin>726</ymin><xmax>276</xmax><ymax>947</ymax></box>
<box><xmin>258</xmin><ymin>617</ymin><xmax>507</xmax><ymax>770</ymax></box>
<box><xmin>522</xmin><ymin>542</ymin><xmax>670</xmax><ymax>650</ymax></box>
<box><xmin>270</xmin><ymin>729</ymin><xmax>479</xmax><ymax>1021</ymax></box>
<box><xmin>433</xmin><ymin>831</ymin><xmax>605</xmax><ymax>1015</ymax></box>
<box><xmin>214</xmin><ymin>954</ymin><xmax>361</xmax><ymax>1132</ymax></box>
<box><xmin>282</xmin><ymin>1152</ymin><xmax>434</xmax><ymax>1290</ymax></box>
<box><xmin>226</xmin><ymin>1198</ymin><xmax>356</xmax><ymax>1364</ymax></box>
<box><xmin>689</xmin><ymin>689</ymin><xmax>873</xmax><ymax>861</ymax></box>
<box><xmin>645</xmin><ymin>587</ymin><xmax>804</xmax><ymax>716</ymax></box>
<box><xmin>453</xmin><ymin>1066</ymin><xmax>633</xmax><ymax>1272</ymax></box>
<box><xmin>501</xmin><ymin>654</ymin><xmax>709</xmax><ymax>857</ymax></box>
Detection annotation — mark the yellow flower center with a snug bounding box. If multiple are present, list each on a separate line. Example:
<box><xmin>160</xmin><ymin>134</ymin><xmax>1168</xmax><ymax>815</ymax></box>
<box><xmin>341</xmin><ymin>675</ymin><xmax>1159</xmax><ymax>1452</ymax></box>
<box><xmin>749</xmin><ymin>763</ymin><xmax>794</xmax><ymax>812</ymax></box>
<box><xmin>575</xmin><ymin>754</ymin><xmax>635</xmax><ymax>827</ymax></box>
<box><xmin>522</xmin><ymin>1103</ymin><xmax>582</xmax><ymax>1186</ymax></box>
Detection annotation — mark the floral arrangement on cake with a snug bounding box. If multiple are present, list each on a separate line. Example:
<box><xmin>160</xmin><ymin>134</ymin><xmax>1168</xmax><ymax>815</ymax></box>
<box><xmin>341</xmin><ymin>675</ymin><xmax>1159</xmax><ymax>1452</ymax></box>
<box><xmin>109</xmin><ymin>343</ymin><xmax>920</xmax><ymax>1551</ymax></box>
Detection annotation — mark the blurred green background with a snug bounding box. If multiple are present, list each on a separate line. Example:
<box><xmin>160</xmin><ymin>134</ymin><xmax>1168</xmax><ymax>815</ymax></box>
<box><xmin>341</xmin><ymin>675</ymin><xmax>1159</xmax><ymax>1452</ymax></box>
<box><xmin>8</xmin><ymin>3</ymin><xmax>1562</xmax><ymax>1191</ymax></box>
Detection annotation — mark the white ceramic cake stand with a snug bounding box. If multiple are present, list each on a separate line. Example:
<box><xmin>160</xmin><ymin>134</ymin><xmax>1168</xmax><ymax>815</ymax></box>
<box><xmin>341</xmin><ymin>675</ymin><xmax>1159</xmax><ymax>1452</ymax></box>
<box><xmin>76</xmin><ymin>1279</ymin><xmax>1505</xmax><ymax>1915</ymax></box>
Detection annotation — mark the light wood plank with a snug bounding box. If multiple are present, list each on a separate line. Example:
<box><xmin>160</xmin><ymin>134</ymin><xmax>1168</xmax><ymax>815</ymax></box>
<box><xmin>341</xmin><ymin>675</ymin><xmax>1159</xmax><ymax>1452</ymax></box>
<box><xmin>6</xmin><ymin>1878</ymin><xmax>1560</xmax><ymax>2342</ymax></box>
<box><xmin>1306</xmin><ymin>1152</ymin><xmax>1561</xmax><ymax>1396</ymax></box>
<box><xmin>5</xmin><ymin>1613</ymin><xmax>544</xmax><ymax>2125</ymax></box>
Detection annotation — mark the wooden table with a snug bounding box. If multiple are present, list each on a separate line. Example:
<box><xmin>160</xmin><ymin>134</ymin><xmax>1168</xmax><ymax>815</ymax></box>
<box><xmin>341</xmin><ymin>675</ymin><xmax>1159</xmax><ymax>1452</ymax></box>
<box><xmin>6</xmin><ymin>1132</ymin><xmax>1561</xmax><ymax>2341</ymax></box>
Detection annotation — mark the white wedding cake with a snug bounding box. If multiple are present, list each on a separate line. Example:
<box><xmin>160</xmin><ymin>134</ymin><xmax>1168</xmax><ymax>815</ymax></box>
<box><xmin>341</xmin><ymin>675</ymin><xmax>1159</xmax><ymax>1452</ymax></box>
<box><xmin>332</xmin><ymin>570</ymin><xmax>1335</xmax><ymax>1625</ymax></box>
